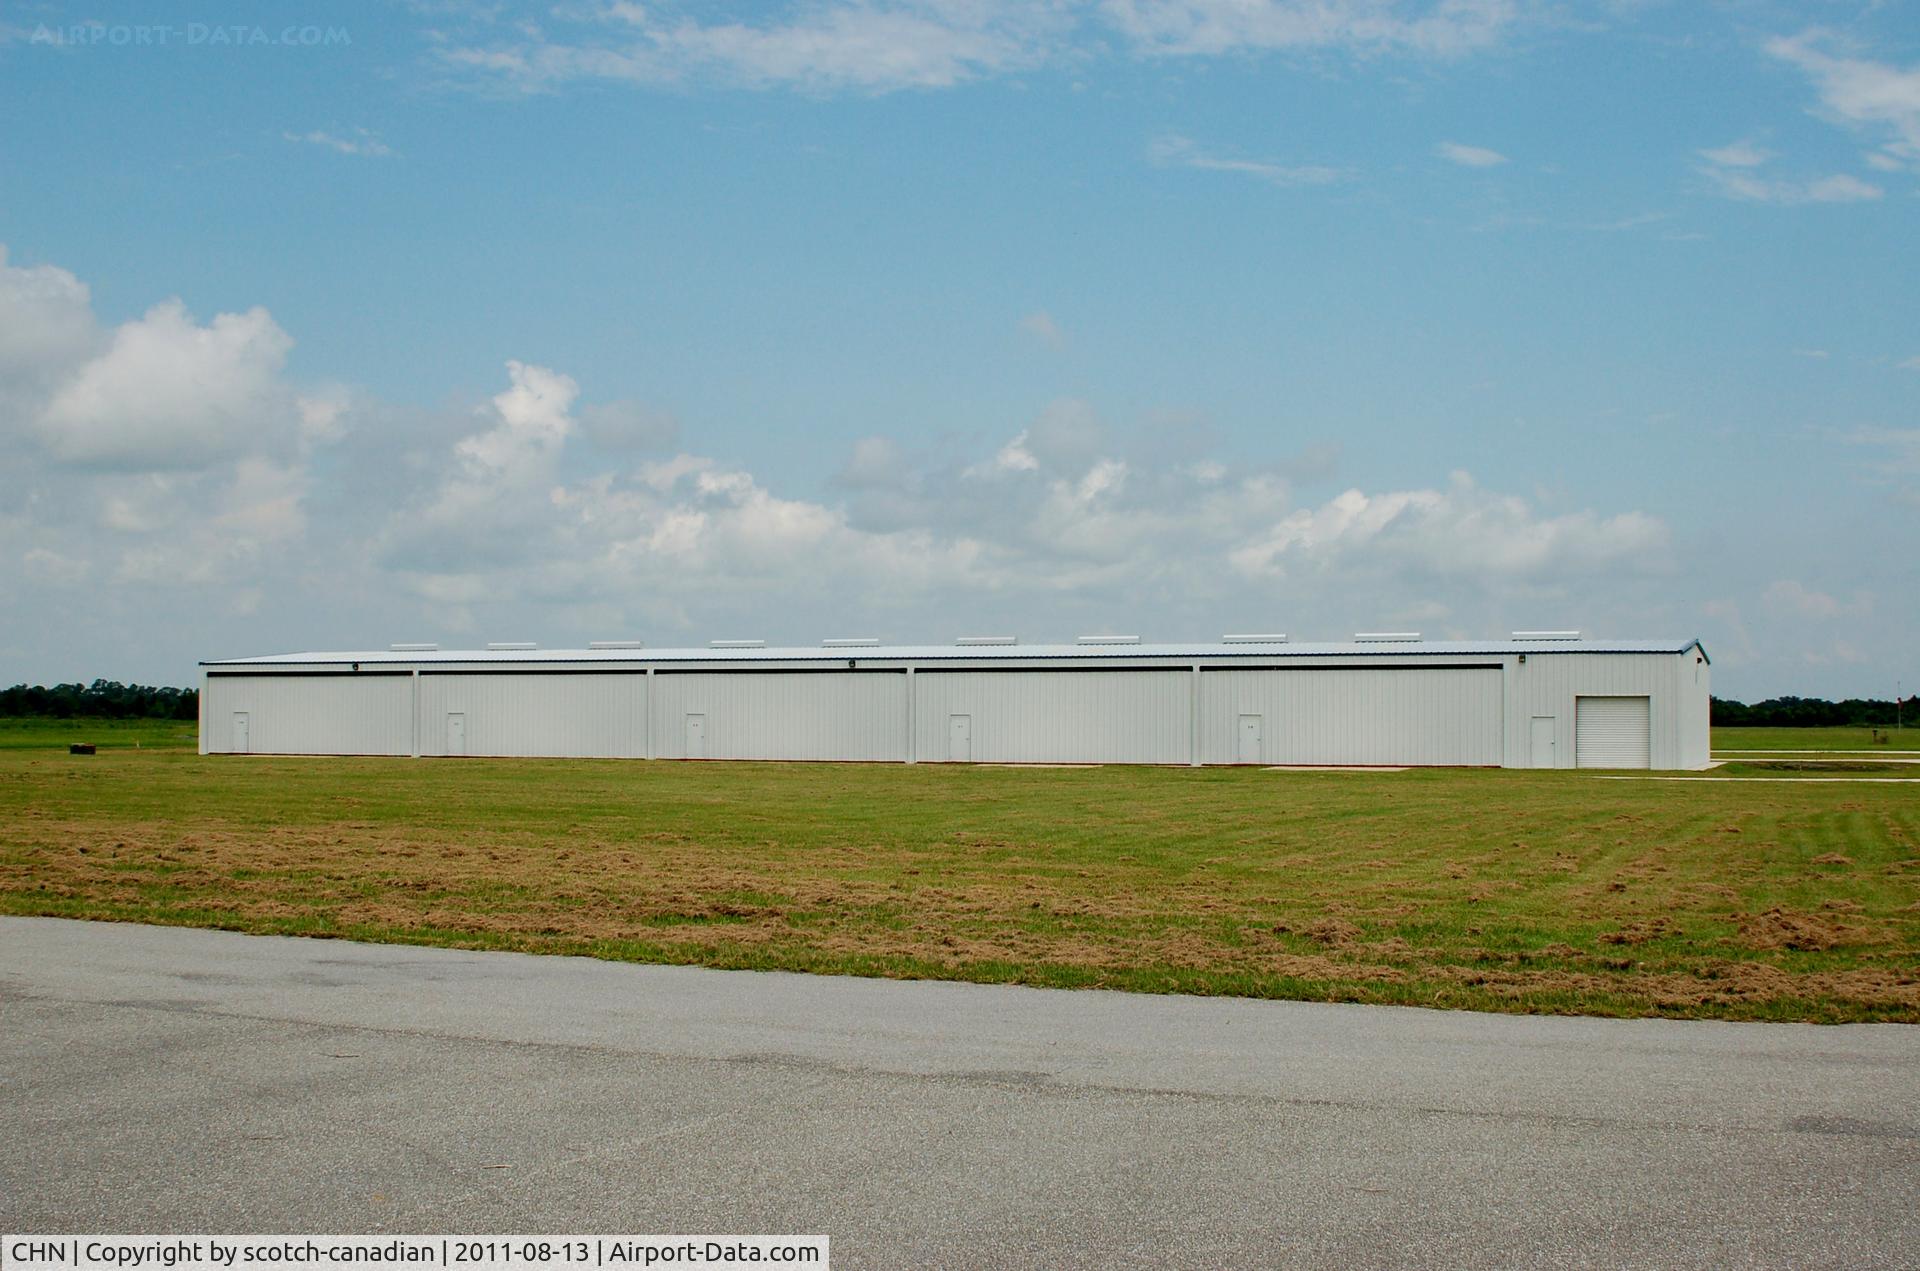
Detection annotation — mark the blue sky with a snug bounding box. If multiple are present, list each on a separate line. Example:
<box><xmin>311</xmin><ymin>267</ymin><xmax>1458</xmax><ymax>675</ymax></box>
<box><xmin>0</xmin><ymin>0</ymin><xmax>1915</xmax><ymax>699</ymax></box>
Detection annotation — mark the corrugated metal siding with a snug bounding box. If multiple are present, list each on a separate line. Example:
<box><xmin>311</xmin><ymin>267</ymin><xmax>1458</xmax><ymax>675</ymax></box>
<box><xmin>1502</xmin><ymin>652</ymin><xmax>1682</xmax><ymax>769</ymax></box>
<box><xmin>1678</xmin><ymin>654</ymin><xmax>1711</xmax><ymax>769</ymax></box>
<box><xmin>203</xmin><ymin>675</ymin><xmax>412</xmax><ymax>755</ymax></box>
<box><xmin>650</xmin><ymin>672</ymin><xmax>907</xmax><ymax>760</ymax></box>
<box><xmin>418</xmin><ymin>673</ymin><xmax>645</xmax><ymax>758</ymax></box>
<box><xmin>1198</xmin><ymin>668</ymin><xmax>1503</xmax><ymax>765</ymax></box>
<box><xmin>912</xmin><ymin>671</ymin><xmax>1191</xmax><ymax>763</ymax></box>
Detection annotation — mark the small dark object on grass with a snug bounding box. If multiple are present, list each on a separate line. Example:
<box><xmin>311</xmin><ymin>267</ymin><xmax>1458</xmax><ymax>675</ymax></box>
<box><xmin>69</xmin><ymin>743</ymin><xmax>95</xmax><ymax>755</ymax></box>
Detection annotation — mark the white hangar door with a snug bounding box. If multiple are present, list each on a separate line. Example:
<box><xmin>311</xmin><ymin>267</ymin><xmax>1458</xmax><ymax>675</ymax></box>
<box><xmin>1575</xmin><ymin>696</ymin><xmax>1650</xmax><ymax>769</ymax></box>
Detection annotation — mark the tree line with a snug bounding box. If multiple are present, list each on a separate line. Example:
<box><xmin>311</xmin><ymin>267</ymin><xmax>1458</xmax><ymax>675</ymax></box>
<box><xmin>0</xmin><ymin>681</ymin><xmax>1910</xmax><ymax>729</ymax></box>
<box><xmin>0</xmin><ymin>680</ymin><xmax>199</xmax><ymax>720</ymax></box>
<box><xmin>1712</xmin><ymin>695</ymin><xmax>1916</xmax><ymax>728</ymax></box>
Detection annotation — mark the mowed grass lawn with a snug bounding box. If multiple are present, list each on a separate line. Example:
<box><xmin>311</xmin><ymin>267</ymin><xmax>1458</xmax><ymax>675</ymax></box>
<box><xmin>2</xmin><ymin>719</ymin><xmax>1915</xmax><ymax>1022</ymax></box>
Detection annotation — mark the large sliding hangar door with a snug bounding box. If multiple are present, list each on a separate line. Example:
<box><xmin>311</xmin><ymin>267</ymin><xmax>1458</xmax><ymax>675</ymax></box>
<box><xmin>652</xmin><ymin>671</ymin><xmax>906</xmax><ymax>762</ymax></box>
<box><xmin>912</xmin><ymin>670</ymin><xmax>1191</xmax><ymax>765</ymax></box>
<box><xmin>1198</xmin><ymin>666</ymin><xmax>1504</xmax><ymax>766</ymax></box>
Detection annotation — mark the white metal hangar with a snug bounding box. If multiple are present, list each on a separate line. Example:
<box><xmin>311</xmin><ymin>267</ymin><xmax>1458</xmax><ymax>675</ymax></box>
<box><xmin>199</xmin><ymin>633</ymin><xmax>1711</xmax><ymax>769</ymax></box>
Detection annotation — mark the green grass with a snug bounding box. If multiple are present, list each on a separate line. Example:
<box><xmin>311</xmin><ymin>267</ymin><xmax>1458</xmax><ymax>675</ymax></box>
<box><xmin>0</xmin><ymin>717</ymin><xmax>198</xmax><ymax>751</ymax></box>
<box><xmin>1715</xmin><ymin>725</ymin><xmax>1920</xmax><ymax>751</ymax></box>
<box><xmin>1</xmin><ymin>720</ymin><xmax>1914</xmax><ymax>1022</ymax></box>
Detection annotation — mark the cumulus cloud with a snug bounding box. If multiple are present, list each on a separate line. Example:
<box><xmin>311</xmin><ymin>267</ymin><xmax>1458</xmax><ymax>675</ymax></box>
<box><xmin>0</xmin><ymin>246</ymin><xmax>96</xmax><ymax>380</ymax></box>
<box><xmin>11</xmin><ymin>243</ymin><xmax>1858</xmax><ymax>694</ymax></box>
<box><xmin>27</xmin><ymin>298</ymin><xmax>295</xmax><ymax>470</ymax></box>
<box><xmin>1227</xmin><ymin>473</ymin><xmax>1669</xmax><ymax>582</ymax></box>
<box><xmin>580</xmin><ymin>398</ymin><xmax>680</xmax><ymax>451</ymax></box>
<box><xmin>1436</xmin><ymin>140</ymin><xmax>1507</xmax><ymax>167</ymax></box>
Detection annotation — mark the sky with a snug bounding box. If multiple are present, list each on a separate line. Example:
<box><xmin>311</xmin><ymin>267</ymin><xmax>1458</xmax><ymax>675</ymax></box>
<box><xmin>0</xmin><ymin>0</ymin><xmax>1915</xmax><ymax>701</ymax></box>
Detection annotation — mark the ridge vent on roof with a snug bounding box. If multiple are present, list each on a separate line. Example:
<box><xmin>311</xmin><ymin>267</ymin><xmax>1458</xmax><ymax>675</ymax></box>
<box><xmin>1077</xmin><ymin>634</ymin><xmax>1140</xmax><ymax>644</ymax></box>
<box><xmin>1354</xmin><ymin>632</ymin><xmax>1420</xmax><ymax>642</ymax></box>
<box><xmin>1511</xmin><ymin>630</ymin><xmax>1581</xmax><ymax>640</ymax></box>
<box><xmin>822</xmin><ymin>638</ymin><xmax>880</xmax><ymax>647</ymax></box>
<box><xmin>486</xmin><ymin>642</ymin><xmax>537</xmax><ymax>651</ymax></box>
<box><xmin>710</xmin><ymin>639</ymin><xmax>765</xmax><ymax>648</ymax></box>
<box><xmin>589</xmin><ymin>640</ymin><xmax>644</xmax><ymax>650</ymax></box>
<box><xmin>956</xmin><ymin>636</ymin><xmax>1017</xmax><ymax>645</ymax></box>
<box><xmin>1223</xmin><ymin>633</ymin><xmax>1287</xmax><ymax>644</ymax></box>
<box><xmin>389</xmin><ymin>643</ymin><xmax>438</xmax><ymax>652</ymax></box>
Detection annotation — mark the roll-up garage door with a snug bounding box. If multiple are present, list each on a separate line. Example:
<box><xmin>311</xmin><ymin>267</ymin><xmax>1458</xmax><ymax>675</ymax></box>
<box><xmin>1575</xmin><ymin>696</ymin><xmax>1650</xmax><ymax>769</ymax></box>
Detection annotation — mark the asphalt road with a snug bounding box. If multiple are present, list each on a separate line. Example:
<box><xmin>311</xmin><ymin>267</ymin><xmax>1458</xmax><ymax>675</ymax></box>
<box><xmin>2</xmin><ymin>917</ymin><xmax>1916</xmax><ymax>1269</ymax></box>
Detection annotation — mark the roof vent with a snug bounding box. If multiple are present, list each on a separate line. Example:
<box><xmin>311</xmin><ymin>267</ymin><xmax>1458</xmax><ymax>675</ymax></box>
<box><xmin>1077</xmin><ymin>634</ymin><xmax>1141</xmax><ymax>645</ymax></box>
<box><xmin>486</xmin><ymin>642</ymin><xmax>537</xmax><ymax>651</ymax></box>
<box><xmin>1354</xmin><ymin>632</ymin><xmax>1420</xmax><ymax>642</ymax></box>
<box><xmin>822</xmin><ymin>638</ymin><xmax>880</xmax><ymax>648</ymax></box>
<box><xmin>1512</xmin><ymin>630</ymin><xmax>1581</xmax><ymax>640</ymax></box>
<box><xmin>956</xmin><ymin>636</ymin><xmax>1017</xmax><ymax>646</ymax></box>
<box><xmin>589</xmin><ymin>640</ymin><xmax>644</xmax><ymax>650</ymax></box>
<box><xmin>1223</xmin><ymin>633</ymin><xmax>1287</xmax><ymax>644</ymax></box>
<box><xmin>389</xmin><ymin>643</ymin><xmax>438</xmax><ymax>652</ymax></box>
<box><xmin>710</xmin><ymin>639</ymin><xmax>765</xmax><ymax>649</ymax></box>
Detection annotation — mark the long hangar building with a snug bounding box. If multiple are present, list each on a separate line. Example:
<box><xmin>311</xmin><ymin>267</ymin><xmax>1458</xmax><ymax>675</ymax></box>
<box><xmin>200</xmin><ymin>632</ymin><xmax>1711</xmax><ymax>770</ymax></box>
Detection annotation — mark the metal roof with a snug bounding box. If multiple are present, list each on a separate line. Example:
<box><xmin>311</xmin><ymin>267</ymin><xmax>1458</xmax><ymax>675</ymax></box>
<box><xmin>204</xmin><ymin>638</ymin><xmax>1708</xmax><ymax>667</ymax></box>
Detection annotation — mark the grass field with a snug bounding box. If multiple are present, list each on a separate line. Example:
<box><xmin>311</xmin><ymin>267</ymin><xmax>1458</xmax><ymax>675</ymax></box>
<box><xmin>1713</xmin><ymin>725</ymin><xmax>1920</xmax><ymax>751</ymax></box>
<box><xmin>2</xmin><ymin>717</ymin><xmax>1914</xmax><ymax>1022</ymax></box>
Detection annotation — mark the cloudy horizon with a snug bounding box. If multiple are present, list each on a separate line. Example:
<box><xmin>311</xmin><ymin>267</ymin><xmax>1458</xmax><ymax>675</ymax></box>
<box><xmin>2</xmin><ymin>1</ymin><xmax>1916</xmax><ymax>700</ymax></box>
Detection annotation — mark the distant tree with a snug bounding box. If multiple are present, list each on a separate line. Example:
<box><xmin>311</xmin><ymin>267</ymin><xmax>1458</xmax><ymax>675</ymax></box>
<box><xmin>1712</xmin><ymin>695</ymin><xmax>1917</xmax><ymax>727</ymax></box>
<box><xmin>0</xmin><ymin>681</ymin><xmax>197</xmax><ymax>720</ymax></box>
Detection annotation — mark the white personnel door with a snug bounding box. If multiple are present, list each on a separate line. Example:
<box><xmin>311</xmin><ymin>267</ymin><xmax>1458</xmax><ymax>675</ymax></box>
<box><xmin>684</xmin><ymin>713</ymin><xmax>706</xmax><ymax>759</ymax></box>
<box><xmin>1575</xmin><ymin>697</ymin><xmax>1650</xmax><ymax>769</ymax></box>
<box><xmin>948</xmin><ymin>715</ymin><xmax>972</xmax><ymax>762</ymax></box>
<box><xmin>231</xmin><ymin>712</ymin><xmax>250</xmax><ymax>753</ymax></box>
<box><xmin>1237</xmin><ymin>714</ymin><xmax>1263</xmax><ymax>764</ymax></box>
<box><xmin>445</xmin><ymin>712</ymin><xmax>466</xmax><ymax>756</ymax></box>
<box><xmin>1529</xmin><ymin>716</ymin><xmax>1557</xmax><ymax>768</ymax></box>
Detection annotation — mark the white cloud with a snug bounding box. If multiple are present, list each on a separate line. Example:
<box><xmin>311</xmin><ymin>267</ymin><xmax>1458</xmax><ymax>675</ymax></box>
<box><xmin>1763</xmin><ymin>579</ymin><xmax>1840</xmax><ymax>620</ymax></box>
<box><xmin>837</xmin><ymin>435</ymin><xmax>908</xmax><ymax>488</ymax></box>
<box><xmin>35</xmin><ymin>300</ymin><xmax>295</xmax><ymax>469</ymax></box>
<box><xmin>12</xmin><ymin>244</ymin><xmax>1911</xmax><ymax>700</ymax></box>
<box><xmin>1697</xmin><ymin>140</ymin><xmax>1769</xmax><ymax>169</ymax></box>
<box><xmin>1019</xmin><ymin>310</ymin><xmax>1064</xmax><ymax>348</ymax></box>
<box><xmin>1845</xmin><ymin>426</ymin><xmax>1920</xmax><ymax>500</ymax></box>
<box><xmin>1148</xmin><ymin>134</ymin><xmax>1348</xmax><ymax>186</ymax></box>
<box><xmin>1898</xmin><ymin>355</ymin><xmax>1920</xmax><ymax>371</ymax></box>
<box><xmin>1106</xmin><ymin>0</ymin><xmax>1518</xmax><ymax>59</ymax></box>
<box><xmin>1436</xmin><ymin>140</ymin><xmax>1507</xmax><ymax>167</ymax></box>
<box><xmin>283</xmin><ymin>128</ymin><xmax>395</xmax><ymax>157</ymax></box>
<box><xmin>1695</xmin><ymin>140</ymin><xmax>1881</xmax><ymax>204</ymax></box>
<box><xmin>441</xmin><ymin>1</ymin><xmax>1066</xmax><ymax>94</ymax></box>
<box><xmin>1766</xmin><ymin>30</ymin><xmax>1920</xmax><ymax>170</ymax></box>
<box><xmin>438</xmin><ymin>0</ymin><xmax>1519</xmax><ymax>96</ymax></box>
<box><xmin>1227</xmin><ymin>473</ymin><xmax>1669</xmax><ymax>581</ymax></box>
<box><xmin>456</xmin><ymin>359</ymin><xmax>576</xmax><ymax>473</ymax></box>
<box><xmin>580</xmin><ymin>399</ymin><xmax>680</xmax><ymax>451</ymax></box>
<box><xmin>0</xmin><ymin>246</ymin><xmax>96</xmax><ymax>379</ymax></box>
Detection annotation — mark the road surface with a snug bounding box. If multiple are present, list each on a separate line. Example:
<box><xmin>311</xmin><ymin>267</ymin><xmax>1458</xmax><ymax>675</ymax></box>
<box><xmin>2</xmin><ymin>916</ymin><xmax>1915</xmax><ymax>1268</ymax></box>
